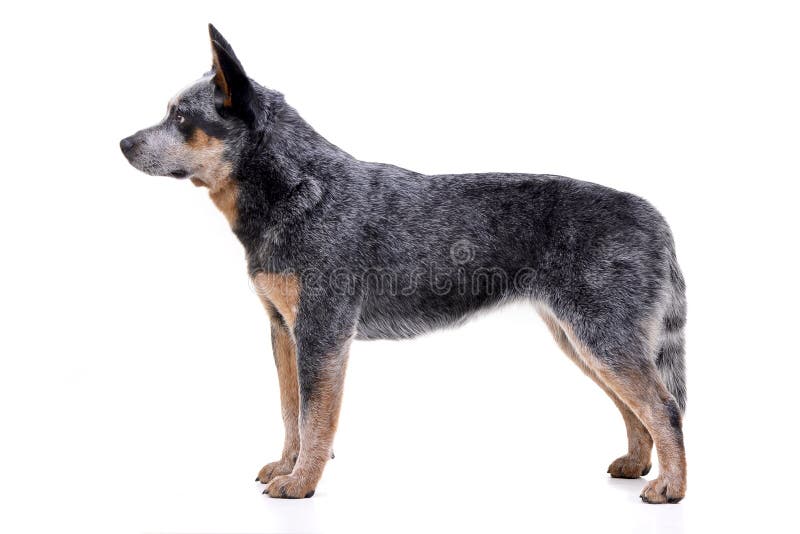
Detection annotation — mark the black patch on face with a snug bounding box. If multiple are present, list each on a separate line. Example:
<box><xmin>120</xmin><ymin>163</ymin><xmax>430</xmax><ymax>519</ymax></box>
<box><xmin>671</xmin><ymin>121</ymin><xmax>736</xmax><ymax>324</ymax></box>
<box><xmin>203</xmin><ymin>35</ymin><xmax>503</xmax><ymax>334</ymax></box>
<box><xmin>192</xmin><ymin>113</ymin><xmax>230</xmax><ymax>140</ymax></box>
<box><xmin>173</xmin><ymin>106</ymin><xmax>230</xmax><ymax>142</ymax></box>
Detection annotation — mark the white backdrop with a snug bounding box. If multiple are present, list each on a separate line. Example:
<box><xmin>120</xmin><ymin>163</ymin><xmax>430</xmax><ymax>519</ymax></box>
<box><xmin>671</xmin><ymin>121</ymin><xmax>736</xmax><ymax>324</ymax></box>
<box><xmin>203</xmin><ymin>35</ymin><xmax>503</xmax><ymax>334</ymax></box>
<box><xmin>1</xmin><ymin>1</ymin><xmax>798</xmax><ymax>533</ymax></box>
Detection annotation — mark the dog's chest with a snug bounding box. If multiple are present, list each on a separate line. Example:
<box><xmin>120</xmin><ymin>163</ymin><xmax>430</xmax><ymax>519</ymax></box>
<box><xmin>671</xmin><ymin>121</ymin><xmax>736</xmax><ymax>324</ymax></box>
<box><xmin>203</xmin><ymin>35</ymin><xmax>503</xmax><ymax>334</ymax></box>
<box><xmin>209</xmin><ymin>178</ymin><xmax>238</xmax><ymax>228</ymax></box>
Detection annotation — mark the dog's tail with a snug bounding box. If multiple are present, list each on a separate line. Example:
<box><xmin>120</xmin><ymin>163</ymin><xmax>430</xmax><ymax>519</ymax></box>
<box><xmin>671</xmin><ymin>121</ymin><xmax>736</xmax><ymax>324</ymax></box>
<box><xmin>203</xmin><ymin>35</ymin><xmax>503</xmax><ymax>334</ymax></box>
<box><xmin>655</xmin><ymin>243</ymin><xmax>687</xmax><ymax>414</ymax></box>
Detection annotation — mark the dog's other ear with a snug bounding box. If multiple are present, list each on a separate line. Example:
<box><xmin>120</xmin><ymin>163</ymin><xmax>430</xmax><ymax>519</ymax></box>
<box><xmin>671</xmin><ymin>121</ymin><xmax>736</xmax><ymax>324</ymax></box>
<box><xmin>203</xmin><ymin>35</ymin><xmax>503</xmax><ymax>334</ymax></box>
<box><xmin>208</xmin><ymin>24</ymin><xmax>256</xmax><ymax>125</ymax></box>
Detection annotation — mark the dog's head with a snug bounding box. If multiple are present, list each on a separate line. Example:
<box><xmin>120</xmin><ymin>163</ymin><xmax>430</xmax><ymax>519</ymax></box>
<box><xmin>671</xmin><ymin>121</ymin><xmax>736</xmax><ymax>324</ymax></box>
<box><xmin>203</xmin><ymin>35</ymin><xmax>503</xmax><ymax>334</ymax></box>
<box><xmin>120</xmin><ymin>25</ymin><xmax>276</xmax><ymax>190</ymax></box>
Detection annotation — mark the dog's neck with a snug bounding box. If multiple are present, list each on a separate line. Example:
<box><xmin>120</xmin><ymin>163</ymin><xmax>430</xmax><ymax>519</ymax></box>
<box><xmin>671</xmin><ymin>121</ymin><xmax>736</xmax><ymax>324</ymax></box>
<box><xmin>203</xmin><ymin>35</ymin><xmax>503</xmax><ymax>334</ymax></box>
<box><xmin>258</xmin><ymin>103</ymin><xmax>353</xmax><ymax>187</ymax></box>
<box><xmin>190</xmin><ymin>164</ymin><xmax>239</xmax><ymax>229</ymax></box>
<box><xmin>244</xmin><ymin>105</ymin><xmax>351</xmax><ymax>211</ymax></box>
<box><xmin>208</xmin><ymin>178</ymin><xmax>238</xmax><ymax>227</ymax></box>
<box><xmin>206</xmin><ymin>102</ymin><xmax>355</xmax><ymax>254</ymax></box>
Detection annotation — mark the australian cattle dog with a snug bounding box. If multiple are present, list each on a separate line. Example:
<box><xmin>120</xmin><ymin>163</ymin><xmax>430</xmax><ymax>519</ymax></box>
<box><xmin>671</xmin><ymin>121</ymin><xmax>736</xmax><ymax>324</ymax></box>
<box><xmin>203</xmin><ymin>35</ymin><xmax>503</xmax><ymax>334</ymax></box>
<box><xmin>120</xmin><ymin>25</ymin><xmax>687</xmax><ymax>503</ymax></box>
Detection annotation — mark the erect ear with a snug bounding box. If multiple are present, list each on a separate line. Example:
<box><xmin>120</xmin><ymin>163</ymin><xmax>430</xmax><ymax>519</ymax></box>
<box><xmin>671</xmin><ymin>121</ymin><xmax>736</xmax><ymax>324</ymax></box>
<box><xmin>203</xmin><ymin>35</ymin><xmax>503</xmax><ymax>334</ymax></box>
<box><xmin>208</xmin><ymin>24</ymin><xmax>256</xmax><ymax>125</ymax></box>
<box><xmin>209</xmin><ymin>23</ymin><xmax>239</xmax><ymax>63</ymax></box>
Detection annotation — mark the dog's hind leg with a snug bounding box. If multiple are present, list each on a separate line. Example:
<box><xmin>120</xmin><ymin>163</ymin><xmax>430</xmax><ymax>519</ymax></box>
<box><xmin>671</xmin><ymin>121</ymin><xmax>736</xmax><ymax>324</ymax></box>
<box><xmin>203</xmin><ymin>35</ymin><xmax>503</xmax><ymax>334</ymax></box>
<box><xmin>538</xmin><ymin>308</ymin><xmax>653</xmax><ymax>478</ymax></box>
<box><xmin>557</xmin><ymin>318</ymin><xmax>686</xmax><ymax>504</ymax></box>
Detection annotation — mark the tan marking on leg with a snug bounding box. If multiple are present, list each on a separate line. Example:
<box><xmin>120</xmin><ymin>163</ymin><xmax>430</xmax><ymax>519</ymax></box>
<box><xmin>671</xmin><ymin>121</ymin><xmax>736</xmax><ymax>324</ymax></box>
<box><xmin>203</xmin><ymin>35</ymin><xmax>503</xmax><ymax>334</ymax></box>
<box><xmin>252</xmin><ymin>272</ymin><xmax>300</xmax><ymax>329</ymax></box>
<box><xmin>265</xmin><ymin>344</ymin><xmax>350</xmax><ymax>499</ymax></box>
<box><xmin>538</xmin><ymin>308</ymin><xmax>653</xmax><ymax>477</ymax></box>
<box><xmin>556</xmin><ymin>318</ymin><xmax>686</xmax><ymax>503</ymax></box>
<box><xmin>256</xmin><ymin>314</ymin><xmax>300</xmax><ymax>484</ymax></box>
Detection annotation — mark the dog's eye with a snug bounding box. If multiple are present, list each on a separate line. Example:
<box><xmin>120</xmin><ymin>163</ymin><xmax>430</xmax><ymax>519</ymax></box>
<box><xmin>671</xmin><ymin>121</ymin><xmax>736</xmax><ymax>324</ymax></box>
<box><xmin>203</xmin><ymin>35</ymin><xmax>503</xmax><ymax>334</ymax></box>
<box><xmin>175</xmin><ymin>113</ymin><xmax>186</xmax><ymax>125</ymax></box>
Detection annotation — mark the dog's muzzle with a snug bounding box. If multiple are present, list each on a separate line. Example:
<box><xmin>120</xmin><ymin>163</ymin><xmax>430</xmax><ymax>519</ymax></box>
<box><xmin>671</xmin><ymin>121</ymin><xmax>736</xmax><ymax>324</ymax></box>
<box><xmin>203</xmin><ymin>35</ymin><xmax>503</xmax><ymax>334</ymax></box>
<box><xmin>119</xmin><ymin>135</ymin><xmax>137</xmax><ymax>160</ymax></box>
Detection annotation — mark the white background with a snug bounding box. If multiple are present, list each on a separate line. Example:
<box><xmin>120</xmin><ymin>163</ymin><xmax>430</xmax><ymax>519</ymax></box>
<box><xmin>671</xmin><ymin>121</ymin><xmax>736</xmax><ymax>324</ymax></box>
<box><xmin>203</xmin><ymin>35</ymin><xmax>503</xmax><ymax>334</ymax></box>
<box><xmin>1</xmin><ymin>1</ymin><xmax>799</xmax><ymax>533</ymax></box>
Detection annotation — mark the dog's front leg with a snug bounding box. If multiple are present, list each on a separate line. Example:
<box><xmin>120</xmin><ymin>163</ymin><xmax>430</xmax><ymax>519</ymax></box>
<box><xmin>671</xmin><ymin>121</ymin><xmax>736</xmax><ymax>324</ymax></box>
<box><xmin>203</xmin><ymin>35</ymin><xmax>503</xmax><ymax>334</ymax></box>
<box><xmin>255</xmin><ymin>313</ymin><xmax>300</xmax><ymax>484</ymax></box>
<box><xmin>263</xmin><ymin>311</ymin><xmax>353</xmax><ymax>499</ymax></box>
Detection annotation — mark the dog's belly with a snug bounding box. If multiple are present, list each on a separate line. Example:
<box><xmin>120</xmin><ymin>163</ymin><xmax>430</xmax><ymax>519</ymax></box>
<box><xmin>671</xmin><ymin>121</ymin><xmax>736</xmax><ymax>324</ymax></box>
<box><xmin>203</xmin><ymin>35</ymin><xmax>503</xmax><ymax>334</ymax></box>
<box><xmin>354</xmin><ymin>291</ymin><xmax>506</xmax><ymax>340</ymax></box>
<box><xmin>355</xmin><ymin>308</ymin><xmax>473</xmax><ymax>340</ymax></box>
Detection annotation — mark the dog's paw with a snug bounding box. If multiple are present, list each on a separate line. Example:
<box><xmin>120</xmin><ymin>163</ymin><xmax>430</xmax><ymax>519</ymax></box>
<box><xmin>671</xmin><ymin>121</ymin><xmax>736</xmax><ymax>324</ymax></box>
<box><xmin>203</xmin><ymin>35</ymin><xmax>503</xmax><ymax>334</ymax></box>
<box><xmin>263</xmin><ymin>473</ymin><xmax>316</xmax><ymax>499</ymax></box>
<box><xmin>255</xmin><ymin>459</ymin><xmax>295</xmax><ymax>484</ymax></box>
<box><xmin>640</xmin><ymin>475</ymin><xmax>685</xmax><ymax>504</ymax></box>
<box><xmin>607</xmin><ymin>454</ymin><xmax>651</xmax><ymax>479</ymax></box>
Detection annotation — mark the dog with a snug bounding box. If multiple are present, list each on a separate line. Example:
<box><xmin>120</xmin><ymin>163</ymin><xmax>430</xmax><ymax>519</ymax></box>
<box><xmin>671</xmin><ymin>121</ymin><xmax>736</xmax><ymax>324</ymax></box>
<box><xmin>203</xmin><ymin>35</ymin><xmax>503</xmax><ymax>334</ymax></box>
<box><xmin>120</xmin><ymin>24</ymin><xmax>687</xmax><ymax>503</ymax></box>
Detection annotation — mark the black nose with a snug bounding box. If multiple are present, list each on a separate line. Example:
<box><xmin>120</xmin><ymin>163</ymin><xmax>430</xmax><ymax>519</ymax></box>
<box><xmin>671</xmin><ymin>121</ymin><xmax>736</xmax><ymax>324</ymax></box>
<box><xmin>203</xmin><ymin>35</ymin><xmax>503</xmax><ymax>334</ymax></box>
<box><xmin>119</xmin><ymin>136</ymin><xmax>136</xmax><ymax>155</ymax></box>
